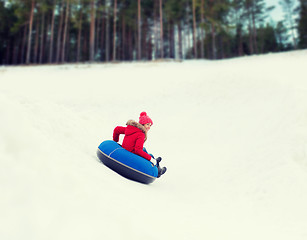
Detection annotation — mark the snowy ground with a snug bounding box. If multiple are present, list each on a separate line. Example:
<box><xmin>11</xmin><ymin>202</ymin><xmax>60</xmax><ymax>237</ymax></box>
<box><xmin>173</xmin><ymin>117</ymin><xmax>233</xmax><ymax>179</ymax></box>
<box><xmin>1</xmin><ymin>50</ymin><xmax>307</xmax><ymax>240</ymax></box>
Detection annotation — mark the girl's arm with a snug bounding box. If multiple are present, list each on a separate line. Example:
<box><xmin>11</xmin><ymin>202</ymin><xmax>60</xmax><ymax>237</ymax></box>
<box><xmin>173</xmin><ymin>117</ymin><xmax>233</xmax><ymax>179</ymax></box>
<box><xmin>113</xmin><ymin>126</ymin><xmax>126</xmax><ymax>142</ymax></box>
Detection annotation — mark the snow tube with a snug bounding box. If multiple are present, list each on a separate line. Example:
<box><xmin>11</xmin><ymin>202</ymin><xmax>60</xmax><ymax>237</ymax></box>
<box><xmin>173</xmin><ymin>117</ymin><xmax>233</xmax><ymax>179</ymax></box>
<box><xmin>97</xmin><ymin>140</ymin><xmax>158</xmax><ymax>184</ymax></box>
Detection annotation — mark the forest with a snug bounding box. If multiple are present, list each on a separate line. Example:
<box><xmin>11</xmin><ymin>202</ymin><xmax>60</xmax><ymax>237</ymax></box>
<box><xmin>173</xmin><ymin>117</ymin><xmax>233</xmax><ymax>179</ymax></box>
<box><xmin>0</xmin><ymin>0</ymin><xmax>306</xmax><ymax>65</ymax></box>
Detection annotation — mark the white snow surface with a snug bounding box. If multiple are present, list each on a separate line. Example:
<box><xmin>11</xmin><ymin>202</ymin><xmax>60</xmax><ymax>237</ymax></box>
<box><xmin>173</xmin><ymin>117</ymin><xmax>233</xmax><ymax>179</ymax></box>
<box><xmin>1</xmin><ymin>50</ymin><xmax>307</xmax><ymax>240</ymax></box>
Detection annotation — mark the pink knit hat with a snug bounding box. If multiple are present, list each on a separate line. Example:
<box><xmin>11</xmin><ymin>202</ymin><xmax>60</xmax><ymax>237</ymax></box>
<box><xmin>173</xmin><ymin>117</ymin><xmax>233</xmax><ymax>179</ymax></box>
<box><xmin>139</xmin><ymin>112</ymin><xmax>153</xmax><ymax>125</ymax></box>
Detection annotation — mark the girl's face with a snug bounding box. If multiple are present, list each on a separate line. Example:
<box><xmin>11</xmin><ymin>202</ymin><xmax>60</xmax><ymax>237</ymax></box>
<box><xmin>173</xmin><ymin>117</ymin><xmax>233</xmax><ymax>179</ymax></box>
<box><xmin>144</xmin><ymin>123</ymin><xmax>152</xmax><ymax>131</ymax></box>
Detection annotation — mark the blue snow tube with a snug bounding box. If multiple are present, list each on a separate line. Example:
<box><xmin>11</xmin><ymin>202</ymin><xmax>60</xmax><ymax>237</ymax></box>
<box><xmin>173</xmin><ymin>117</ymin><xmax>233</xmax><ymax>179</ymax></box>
<box><xmin>97</xmin><ymin>140</ymin><xmax>158</xmax><ymax>184</ymax></box>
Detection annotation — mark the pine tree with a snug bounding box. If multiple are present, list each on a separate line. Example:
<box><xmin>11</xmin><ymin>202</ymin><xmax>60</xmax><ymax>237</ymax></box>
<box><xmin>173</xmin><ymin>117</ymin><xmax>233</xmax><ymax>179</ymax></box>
<box><xmin>297</xmin><ymin>0</ymin><xmax>307</xmax><ymax>48</ymax></box>
<box><xmin>48</xmin><ymin>0</ymin><xmax>56</xmax><ymax>63</ymax></box>
<box><xmin>26</xmin><ymin>0</ymin><xmax>35</xmax><ymax>64</ymax></box>
<box><xmin>89</xmin><ymin>0</ymin><xmax>96</xmax><ymax>62</ymax></box>
<box><xmin>275</xmin><ymin>21</ymin><xmax>289</xmax><ymax>50</ymax></box>
<box><xmin>159</xmin><ymin>0</ymin><xmax>164</xmax><ymax>58</ymax></box>
<box><xmin>0</xmin><ymin>1</ymin><xmax>18</xmax><ymax>64</ymax></box>
<box><xmin>231</xmin><ymin>0</ymin><xmax>245</xmax><ymax>56</ymax></box>
<box><xmin>192</xmin><ymin>0</ymin><xmax>197</xmax><ymax>58</ymax></box>
<box><xmin>113</xmin><ymin>0</ymin><xmax>117</xmax><ymax>61</ymax></box>
<box><xmin>279</xmin><ymin>0</ymin><xmax>298</xmax><ymax>49</ymax></box>
<box><xmin>61</xmin><ymin>0</ymin><xmax>70</xmax><ymax>62</ymax></box>
<box><xmin>242</xmin><ymin>0</ymin><xmax>274</xmax><ymax>55</ymax></box>
<box><xmin>203</xmin><ymin>0</ymin><xmax>231</xmax><ymax>59</ymax></box>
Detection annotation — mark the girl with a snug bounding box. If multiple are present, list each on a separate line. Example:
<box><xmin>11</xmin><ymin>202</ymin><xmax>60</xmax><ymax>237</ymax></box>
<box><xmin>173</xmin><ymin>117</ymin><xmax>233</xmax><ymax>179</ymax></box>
<box><xmin>113</xmin><ymin>112</ymin><xmax>167</xmax><ymax>178</ymax></box>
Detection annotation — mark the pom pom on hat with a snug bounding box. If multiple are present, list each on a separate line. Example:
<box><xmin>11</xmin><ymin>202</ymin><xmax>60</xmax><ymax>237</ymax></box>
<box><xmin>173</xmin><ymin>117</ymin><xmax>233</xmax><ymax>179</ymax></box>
<box><xmin>139</xmin><ymin>112</ymin><xmax>153</xmax><ymax>125</ymax></box>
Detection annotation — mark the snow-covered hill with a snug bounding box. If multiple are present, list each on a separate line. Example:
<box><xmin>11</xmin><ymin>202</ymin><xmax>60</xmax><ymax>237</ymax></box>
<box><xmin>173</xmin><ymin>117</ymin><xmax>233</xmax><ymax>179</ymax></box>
<box><xmin>1</xmin><ymin>50</ymin><xmax>307</xmax><ymax>240</ymax></box>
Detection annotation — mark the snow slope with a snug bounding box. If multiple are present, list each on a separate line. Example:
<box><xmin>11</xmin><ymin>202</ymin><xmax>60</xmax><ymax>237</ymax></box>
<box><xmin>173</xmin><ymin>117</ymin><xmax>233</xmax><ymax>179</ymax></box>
<box><xmin>1</xmin><ymin>50</ymin><xmax>307</xmax><ymax>240</ymax></box>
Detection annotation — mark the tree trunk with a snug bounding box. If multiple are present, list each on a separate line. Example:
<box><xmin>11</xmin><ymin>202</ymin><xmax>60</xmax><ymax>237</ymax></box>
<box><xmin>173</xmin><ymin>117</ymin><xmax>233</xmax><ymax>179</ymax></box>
<box><xmin>100</xmin><ymin>11</ymin><xmax>105</xmax><ymax>61</ymax></box>
<box><xmin>238</xmin><ymin>25</ymin><xmax>243</xmax><ymax>56</ymax></box>
<box><xmin>159</xmin><ymin>0</ymin><xmax>164</xmax><ymax>58</ymax></box>
<box><xmin>153</xmin><ymin>0</ymin><xmax>158</xmax><ymax>59</ymax></box>
<box><xmin>77</xmin><ymin>5</ymin><xmax>83</xmax><ymax>62</ymax></box>
<box><xmin>61</xmin><ymin>0</ymin><xmax>70</xmax><ymax>62</ymax></box>
<box><xmin>34</xmin><ymin>16</ymin><xmax>40</xmax><ymax>63</ymax></box>
<box><xmin>200</xmin><ymin>0</ymin><xmax>205</xmax><ymax>58</ymax></box>
<box><xmin>121</xmin><ymin>14</ymin><xmax>125</xmax><ymax>60</ymax></box>
<box><xmin>90</xmin><ymin>0</ymin><xmax>96</xmax><ymax>62</ymax></box>
<box><xmin>138</xmin><ymin>0</ymin><xmax>141</xmax><ymax>60</ymax></box>
<box><xmin>95</xmin><ymin>1</ymin><xmax>101</xmax><ymax>55</ymax></box>
<box><xmin>113</xmin><ymin>0</ymin><xmax>117</xmax><ymax>61</ymax></box>
<box><xmin>177</xmin><ymin>22</ymin><xmax>182</xmax><ymax>60</ymax></box>
<box><xmin>185</xmin><ymin>1</ymin><xmax>191</xmax><ymax>58</ymax></box>
<box><xmin>56</xmin><ymin>1</ymin><xmax>64</xmax><ymax>63</ymax></box>
<box><xmin>49</xmin><ymin>0</ymin><xmax>56</xmax><ymax>63</ymax></box>
<box><xmin>252</xmin><ymin>12</ymin><xmax>258</xmax><ymax>54</ymax></box>
<box><xmin>169</xmin><ymin>23</ymin><xmax>174</xmax><ymax>58</ymax></box>
<box><xmin>5</xmin><ymin>37</ymin><xmax>10</xmax><ymax>64</ymax></box>
<box><xmin>26</xmin><ymin>0</ymin><xmax>35</xmax><ymax>64</ymax></box>
<box><xmin>39</xmin><ymin>10</ymin><xmax>45</xmax><ymax>63</ymax></box>
<box><xmin>143</xmin><ymin>17</ymin><xmax>150</xmax><ymax>60</ymax></box>
<box><xmin>192</xmin><ymin>0</ymin><xmax>197</xmax><ymax>58</ymax></box>
<box><xmin>83</xmin><ymin>30</ymin><xmax>88</xmax><ymax>60</ymax></box>
<box><xmin>105</xmin><ymin>0</ymin><xmax>110</xmax><ymax>62</ymax></box>
<box><xmin>21</xmin><ymin>25</ymin><xmax>27</xmax><ymax>63</ymax></box>
<box><xmin>128</xmin><ymin>26</ymin><xmax>132</xmax><ymax>60</ymax></box>
<box><xmin>13</xmin><ymin>36</ymin><xmax>19</xmax><ymax>64</ymax></box>
<box><xmin>248</xmin><ymin>22</ymin><xmax>254</xmax><ymax>54</ymax></box>
<box><xmin>211</xmin><ymin>22</ymin><xmax>216</xmax><ymax>59</ymax></box>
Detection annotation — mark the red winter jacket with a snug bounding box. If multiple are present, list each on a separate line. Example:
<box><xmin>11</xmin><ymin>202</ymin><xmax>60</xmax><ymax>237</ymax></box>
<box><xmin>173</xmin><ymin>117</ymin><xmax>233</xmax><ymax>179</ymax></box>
<box><xmin>113</xmin><ymin>120</ymin><xmax>151</xmax><ymax>161</ymax></box>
